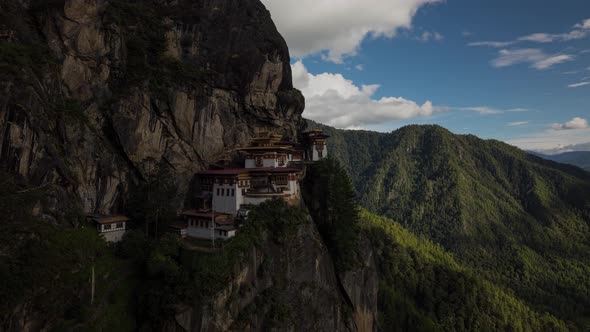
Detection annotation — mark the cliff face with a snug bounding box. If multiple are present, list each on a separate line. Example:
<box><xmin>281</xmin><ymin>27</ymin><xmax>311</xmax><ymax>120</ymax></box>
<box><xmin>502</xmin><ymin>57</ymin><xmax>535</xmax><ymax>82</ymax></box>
<box><xmin>1</xmin><ymin>2</ymin><xmax>380</xmax><ymax>331</ymax></box>
<box><xmin>168</xmin><ymin>217</ymin><xmax>377</xmax><ymax>332</ymax></box>
<box><xmin>0</xmin><ymin>0</ymin><xmax>304</xmax><ymax>218</ymax></box>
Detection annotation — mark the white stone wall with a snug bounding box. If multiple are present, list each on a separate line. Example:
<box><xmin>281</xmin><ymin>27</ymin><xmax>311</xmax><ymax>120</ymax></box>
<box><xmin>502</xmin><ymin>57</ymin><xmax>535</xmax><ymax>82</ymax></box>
<box><xmin>100</xmin><ymin>229</ymin><xmax>126</xmax><ymax>243</ymax></box>
<box><xmin>212</xmin><ymin>183</ymin><xmax>242</xmax><ymax>215</ymax></box>
<box><xmin>188</xmin><ymin>224</ymin><xmax>215</xmax><ymax>239</ymax></box>
<box><xmin>288</xmin><ymin>180</ymin><xmax>298</xmax><ymax>195</ymax></box>
<box><xmin>312</xmin><ymin>144</ymin><xmax>327</xmax><ymax>161</ymax></box>
<box><xmin>262</xmin><ymin>158</ymin><xmax>278</xmax><ymax>168</ymax></box>
<box><xmin>187</xmin><ymin>221</ymin><xmax>236</xmax><ymax>240</ymax></box>
<box><xmin>216</xmin><ymin>229</ymin><xmax>237</xmax><ymax>240</ymax></box>
<box><xmin>245</xmin><ymin>157</ymin><xmax>278</xmax><ymax>168</ymax></box>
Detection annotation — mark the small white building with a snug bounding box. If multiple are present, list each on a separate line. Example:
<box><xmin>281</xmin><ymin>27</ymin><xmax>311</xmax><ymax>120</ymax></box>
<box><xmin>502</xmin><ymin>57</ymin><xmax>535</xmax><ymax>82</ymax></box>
<box><xmin>181</xmin><ymin>210</ymin><xmax>237</xmax><ymax>240</ymax></box>
<box><xmin>303</xmin><ymin>129</ymin><xmax>329</xmax><ymax>161</ymax></box>
<box><xmin>87</xmin><ymin>214</ymin><xmax>129</xmax><ymax>243</ymax></box>
<box><xmin>198</xmin><ymin>167</ymin><xmax>302</xmax><ymax>216</ymax></box>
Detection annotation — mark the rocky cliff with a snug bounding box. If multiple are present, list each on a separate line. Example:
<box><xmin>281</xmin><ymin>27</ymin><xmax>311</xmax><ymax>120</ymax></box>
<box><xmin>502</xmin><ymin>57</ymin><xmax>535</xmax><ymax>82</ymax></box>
<box><xmin>166</xmin><ymin>206</ymin><xmax>378</xmax><ymax>332</ymax></box>
<box><xmin>0</xmin><ymin>2</ymin><xmax>380</xmax><ymax>331</ymax></box>
<box><xmin>0</xmin><ymin>0</ymin><xmax>304</xmax><ymax>219</ymax></box>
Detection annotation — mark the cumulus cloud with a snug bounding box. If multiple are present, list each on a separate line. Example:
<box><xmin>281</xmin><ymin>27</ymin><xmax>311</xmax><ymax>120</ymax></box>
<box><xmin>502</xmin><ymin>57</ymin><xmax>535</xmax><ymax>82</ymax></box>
<box><xmin>568</xmin><ymin>82</ymin><xmax>590</xmax><ymax>88</ymax></box>
<box><xmin>533</xmin><ymin>142</ymin><xmax>590</xmax><ymax>155</ymax></box>
<box><xmin>551</xmin><ymin>117</ymin><xmax>589</xmax><ymax>130</ymax></box>
<box><xmin>469</xmin><ymin>18</ymin><xmax>590</xmax><ymax>48</ymax></box>
<box><xmin>261</xmin><ymin>0</ymin><xmax>440</xmax><ymax>62</ymax></box>
<box><xmin>292</xmin><ymin>61</ymin><xmax>439</xmax><ymax>128</ymax></box>
<box><xmin>508</xmin><ymin>129</ymin><xmax>590</xmax><ymax>151</ymax></box>
<box><xmin>491</xmin><ymin>49</ymin><xmax>574</xmax><ymax>70</ymax></box>
<box><xmin>574</xmin><ymin>18</ymin><xmax>590</xmax><ymax>30</ymax></box>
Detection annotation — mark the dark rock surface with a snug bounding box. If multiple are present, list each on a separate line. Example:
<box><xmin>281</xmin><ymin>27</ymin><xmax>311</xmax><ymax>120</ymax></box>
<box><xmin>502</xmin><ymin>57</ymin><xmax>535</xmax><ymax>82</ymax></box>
<box><xmin>165</xmin><ymin>218</ymin><xmax>377</xmax><ymax>332</ymax></box>
<box><xmin>0</xmin><ymin>0</ymin><xmax>304</xmax><ymax>217</ymax></box>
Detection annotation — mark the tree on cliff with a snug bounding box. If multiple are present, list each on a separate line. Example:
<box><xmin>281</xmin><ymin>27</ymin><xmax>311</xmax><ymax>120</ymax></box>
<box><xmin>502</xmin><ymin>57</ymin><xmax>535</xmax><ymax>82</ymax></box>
<box><xmin>127</xmin><ymin>159</ymin><xmax>178</xmax><ymax>239</ymax></box>
<box><xmin>302</xmin><ymin>158</ymin><xmax>360</xmax><ymax>271</ymax></box>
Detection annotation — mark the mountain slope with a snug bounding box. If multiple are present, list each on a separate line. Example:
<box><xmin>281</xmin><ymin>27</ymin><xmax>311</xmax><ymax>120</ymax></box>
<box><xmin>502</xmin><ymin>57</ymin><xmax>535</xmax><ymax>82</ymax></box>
<box><xmin>308</xmin><ymin>120</ymin><xmax>590</xmax><ymax>329</ymax></box>
<box><xmin>532</xmin><ymin>151</ymin><xmax>590</xmax><ymax>171</ymax></box>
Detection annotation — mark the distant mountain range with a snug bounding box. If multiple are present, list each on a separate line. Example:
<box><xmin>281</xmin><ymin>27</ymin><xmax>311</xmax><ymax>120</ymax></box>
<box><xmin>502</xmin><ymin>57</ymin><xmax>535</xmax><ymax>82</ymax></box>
<box><xmin>531</xmin><ymin>151</ymin><xmax>590</xmax><ymax>171</ymax></box>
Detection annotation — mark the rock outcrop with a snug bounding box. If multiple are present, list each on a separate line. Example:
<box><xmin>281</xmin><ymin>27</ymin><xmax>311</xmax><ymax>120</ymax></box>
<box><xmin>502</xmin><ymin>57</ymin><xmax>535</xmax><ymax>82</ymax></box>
<box><xmin>0</xmin><ymin>0</ymin><xmax>304</xmax><ymax>217</ymax></box>
<box><xmin>166</xmin><ymin>217</ymin><xmax>377</xmax><ymax>332</ymax></box>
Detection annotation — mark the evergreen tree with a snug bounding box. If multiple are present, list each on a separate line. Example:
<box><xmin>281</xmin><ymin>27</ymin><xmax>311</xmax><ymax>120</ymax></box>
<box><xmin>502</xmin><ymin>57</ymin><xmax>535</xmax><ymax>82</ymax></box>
<box><xmin>302</xmin><ymin>158</ymin><xmax>360</xmax><ymax>271</ymax></box>
<box><xmin>128</xmin><ymin>159</ymin><xmax>178</xmax><ymax>239</ymax></box>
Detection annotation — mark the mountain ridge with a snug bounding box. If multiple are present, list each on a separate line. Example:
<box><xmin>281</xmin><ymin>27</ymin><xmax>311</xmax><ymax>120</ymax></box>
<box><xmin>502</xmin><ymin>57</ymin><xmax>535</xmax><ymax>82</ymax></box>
<box><xmin>307</xmin><ymin>119</ymin><xmax>590</xmax><ymax>329</ymax></box>
<box><xmin>531</xmin><ymin>151</ymin><xmax>590</xmax><ymax>171</ymax></box>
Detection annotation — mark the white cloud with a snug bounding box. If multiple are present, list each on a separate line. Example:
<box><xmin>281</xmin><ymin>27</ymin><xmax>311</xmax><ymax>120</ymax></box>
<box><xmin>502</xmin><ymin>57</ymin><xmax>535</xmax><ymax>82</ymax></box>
<box><xmin>462</xmin><ymin>31</ymin><xmax>473</xmax><ymax>37</ymax></box>
<box><xmin>508</xmin><ymin>128</ymin><xmax>590</xmax><ymax>151</ymax></box>
<box><xmin>574</xmin><ymin>18</ymin><xmax>590</xmax><ymax>30</ymax></box>
<box><xmin>508</xmin><ymin>121</ymin><xmax>529</xmax><ymax>126</ymax></box>
<box><xmin>355</xmin><ymin>64</ymin><xmax>364</xmax><ymax>71</ymax></box>
<box><xmin>261</xmin><ymin>0</ymin><xmax>440</xmax><ymax>63</ymax></box>
<box><xmin>470</xmin><ymin>18</ymin><xmax>590</xmax><ymax>48</ymax></box>
<box><xmin>533</xmin><ymin>54</ymin><xmax>575</xmax><ymax>69</ymax></box>
<box><xmin>460</xmin><ymin>107</ymin><xmax>502</xmax><ymax>115</ymax></box>
<box><xmin>458</xmin><ymin>107</ymin><xmax>529</xmax><ymax>115</ymax></box>
<box><xmin>551</xmin><ymin>117</ymin><xmax>589</xmax><ymax>130</ymax></box>
<box><xmin>533</xmin><ymin>142</ymin><xmax>590</xmax><ymax>155</ymax></box>
<box><xmin>568</xmin><ymin>82</ymin><xmax>590</xmax><ymax>88</ymax></box>
<box><xmin>292</xmin><ymin>60</ymin><xmax>440</xmax><ymax>128</ymax></box>
<box><xmin>468</xmin><ymin>41</ymin><xmax>515</xmax><ymax>48</ymax></box>
<box><xmin>419</xmin><ymin>31</ymin><xmax>444</xmax><ymax>42</ymax></box>
<box><xmin>518</xmin><ymin>30</ymin><xmax>589</xmax><ymax>43</ymax></box>
<box><xmin>491</xmin><ymin>49</ymin><xmax>574</xmax><ymax>70</ymax></box>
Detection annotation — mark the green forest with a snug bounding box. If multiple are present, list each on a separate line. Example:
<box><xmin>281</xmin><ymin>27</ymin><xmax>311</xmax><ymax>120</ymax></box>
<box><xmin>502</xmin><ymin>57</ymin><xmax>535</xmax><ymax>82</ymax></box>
<box><xmin>307</xmin><ymin>120</ymin><xmax>590</xmax><ymax>330</ymax></box>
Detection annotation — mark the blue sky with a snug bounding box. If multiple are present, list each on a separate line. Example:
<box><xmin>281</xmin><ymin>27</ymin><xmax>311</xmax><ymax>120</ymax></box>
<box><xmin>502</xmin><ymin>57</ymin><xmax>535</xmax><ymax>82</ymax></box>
<box><xmin>261</xmin><ymin>0</ymin><xmax>590</xmax><ymax>152</ymax></box>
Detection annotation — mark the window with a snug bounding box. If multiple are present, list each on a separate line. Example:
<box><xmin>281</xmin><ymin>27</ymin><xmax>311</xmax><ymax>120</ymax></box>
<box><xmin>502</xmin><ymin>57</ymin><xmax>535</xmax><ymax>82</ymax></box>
<box><xmin>226</xmin><ymin>188</ymin><xmax>230</xmax><ymax>196</ymax></box>
<box><xmin>256</xmin><ymin>157</ymin><xmax>263</xmax><ymax>167</ymax></box>
<box><xmin>217</xmin><ymin>188</ymin><xmax>220</xmax><ymax>196</ymax></box>
<box><xmin>318</xmin><ymin>151</ymin><xmax>323</xmax><ymax>159</ymax></box>
<box><xmin>104</xmin><ymin>224</ymin><xmax>111</xmax><ymax>230</ymax></box>
<box><xmin>231</xmin><ymin>189</ymin><xmax>235</xmax><ymax>196</ymax></box>
<box><xmin>116</xmin><ymin>222</ymin><xmax>123</xmax><ymax>229</ymax></box>
<box><xmin>221</xmin><ymin>189</ymin><xmax>224</xmax><ymax>196</ymax></box>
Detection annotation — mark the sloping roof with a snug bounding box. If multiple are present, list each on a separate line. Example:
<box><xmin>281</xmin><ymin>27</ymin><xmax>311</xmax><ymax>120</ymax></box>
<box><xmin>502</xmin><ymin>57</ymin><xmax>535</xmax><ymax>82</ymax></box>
<box><xmin>249</xmin><ymin>167</ymin><xmax>301</xmax><ymax>174</ymax></box>
<box><xmin>181</xmin><ymin>210</ymin><xmax>228</xmax><ymax>218</ymax></box>
<box><xmin>199</xmin><ymin>168</ymin><xmax>250</xmax><ymax>176</ymax></box>
<box><xmin>215</xmin><ymin>219</ymin><xmax>235</xmax><ymax>226</ymax></box>
<box><xmin>168</xmin><ymin>222</ymin><xmax>188</xmax><ymax>230</ymax></box>
<box><xmin>87</xmin><ymin>214</ymin><xmax>129</xmax><ymax>224</ymax></box>
<box><xmin>216</xmin><ymin>225</ymin><xmax>237</xmax><ymax>231</ymax></box>
<box><xmin>199</xmin><ymin>167</ymin><xmax>301</xmax><ymax>176</ymax></box>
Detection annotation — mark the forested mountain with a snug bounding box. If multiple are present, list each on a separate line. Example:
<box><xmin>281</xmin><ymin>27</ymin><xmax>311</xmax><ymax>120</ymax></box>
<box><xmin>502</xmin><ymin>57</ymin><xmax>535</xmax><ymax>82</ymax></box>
<box><xmin>307</xmin><ymin>119</ymin><xmax>590</xmax><ymax>329</ymax></box>
<box><xmin>532</xmin><ymin>151</ymin><xmax>590</xmax><ymax>171</ymax></box>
